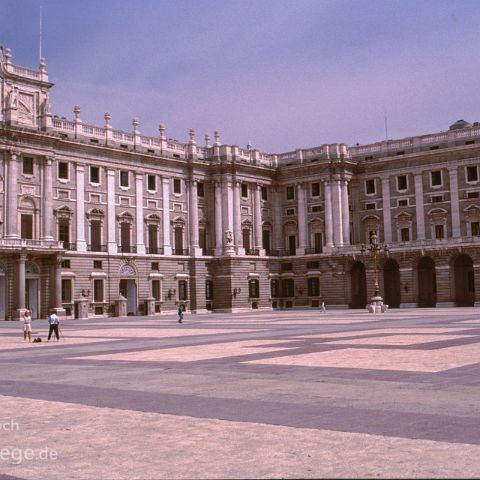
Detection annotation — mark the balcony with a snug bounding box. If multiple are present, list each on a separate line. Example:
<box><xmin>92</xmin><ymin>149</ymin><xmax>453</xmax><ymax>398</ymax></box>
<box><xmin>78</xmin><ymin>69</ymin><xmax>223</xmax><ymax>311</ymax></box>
<box><xmin>146</xmin><ymin>247</ymin><xmax>164</xmax><ymax>255</ymax></box>
<box><xmin>87</xmin><ymin>244</ymin><xmax>107</xmax><ymax>252</ymax></box>
<box><xmin>118</xmin><ymin>245</ymin><xmax>137</xmax><ymax>254</ymax></box>
<box><xmin>63</xmin><ymin>242</ymin><xmax>77</xmax><ymax>251</ymax></box>
<box><xmin>202</xmin><ymin>249</ymin><xmax>215</xmax><ymax>256</ymax></box>
<box><xmin>0</xmin><ymin>238</ymin><xmax>64</xmax><ymax>251</ymax></box>
<box><xmin>304</xmin><ymin>247</ymin><xmax>323</xmax><ymax>255</ymax></box>
<box><xmin>172</xmin><ymin>248</ymin><xmax>189</xmax><ymax>256</ymax></box>
<box><xmin>245</xmin><ymin>248</ymin><xmax>260</xmax><ymax>256</ymax></box>
<box><xmin>268</xmin><ymin>249</ymin><xmax>296</xmax><ymax>257</ymax></box>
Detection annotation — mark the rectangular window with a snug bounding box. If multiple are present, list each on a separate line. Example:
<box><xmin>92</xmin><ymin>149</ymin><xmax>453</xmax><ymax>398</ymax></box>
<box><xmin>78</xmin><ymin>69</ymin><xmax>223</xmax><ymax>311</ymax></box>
<box><xmin>262</xmin><ymin>230</ymin><xmax>270</xmax><ymax>255</ymax></box>
<box><xmin>311</xmin><ymin>205</ymin><xmax>321</xmax><ymax>212</ymax></box>
<box><xmin>467</xmin><ymin>166</ymin><xmax>478</xmax><ymax>183</ymax></box>
<box><xmin>472</xmin><ymin>222</ymin><xmax>480</xmax><ymax>236</ymax></box>
<box><xmin>281</xmin><ymin>278</ymin><xmax>294</xmax><ymax>297</ymax></box>
<box><xmin>307</xmin><ymin>261</ymin><xmax>320</xmax><ymax>269</ymax></box>
<box><xmin>400</xmin><ymin>228</ymin><xmax>410</xmax><ymax>242</ymax></box>
<box><xmin>173</xmin><ymin>178</ymin><xmax>181</xmax><ymax>194</ymax></box>
<box><xmin>93</xmin><ymin>279</ymin><xmax>104</xmax><ymax>302</ymax></box>
<box><xmin>365</xmin><ymin>203</ymin><xmax>376</xmax><ymax>210</ymax></box>
<box><xmin>120</xmin><ymin>223</ymin><xmax>131</xmax><ymax>250</ymax></box>
<box><xmin>307</xmin><ymin>277</ymin><xmax>320</xmax><ymax>297</ymax></box>
<box><xmin>148</xmin><ymin>224</ymin><xmax>158</xmax><ymax>254</ymax></box>
<box><xmin>147</xmin><ymin>175</ymin><xmax>156</xmax><ymax>191</ymax></box>
<box><xmin>397</xmin><ymin>175</ymin><xmax>407</xmax><ymax>191</ymax></box>
<box><xmin>21</xmin><ymin>214</ymin><xmax>33</xmax><ymax>239</ymax></box>
<box><xmin>242</xmin><ymin>229</ymin><xmax>250</xmax><ymax>250</ymax></box>
<box><xmin>58</xmin><ymin>162</ymin><xmax>69</xmax><ymax>180</ymax></box>
<box><xmin>151</xmin><ymin>262</ymin><xmax>159</xmax><ymax>271</ymax></box>
<box><xmin>314</xmin><ymin>232</ymin><xmax>323</xmax><ymax>253</ymax></box>
<box><xmin>178</xmin><ymin>280</ymin><xmax>188</xmax><ymax>301</ymax></box>
<box><xmin>398</xmin><ymin>199</ymin><xmax>409</xmax><ymax>207</ymax></box>
<box><xmin>241</xmin><ymin>183</ymin><xmax>248</xmax><ymax>198</ymax></box>
<box><xmin>270</xmin><ymin>279</ymin><xmax>279</xmax><ymax>298</ymax></box>
<box><xmin>467</xmin><ymin>191</ymin><xmax>480</xmax><ymax>199</ymax></box>
<box><xmin>431</xmin><ymin>170</ymin><xmax>442</xmax><ymax>186</ymax></box>
<box><xmin>90</xmin><ymin>166</ymin><xmax>100</xmax><ymax>184</ymax></box>
<box><xmin>90</xmin><ymin>220</ymin><xmax>102</xmax><ymax>251</ymax></box>
<box><xmin>22</xmin><ymin>157</ymin><xmax>34</xmax><ymax>175</ymax></box>
<box><xmin>61</xmin><ymin>279</ymin><xmax>72</xmax><ymax>303</ymax></box>
<box><xmin>93</xmin><ymin>260</ymin><xmax>102</xmax><ymax>269</ymax></box>
<box><xmin>205</xmin><ymin>280</ymin><xmax>213</xmax><ymax>300</ymax></box>
<box><xmin>281</xmin><ymin>263</ymin><xmax>293</xmax><ymax>272</ymax></box>
<box><xmin>365</xmin><ymin>179</ymin><xmax>375</xmax><ymax>195</ymax></box>
<box><xmin>120</xmin><ymin>171</ymin><xmax>129</xmax><ymax>187</ymax></box>
<box><xmin>61</xmin><ymin>260</ymin><xmax>71</xmax><ymax>269</ymax></box>
<box><xmin>288</xmin><ymin>235</ymin><xmax>296</xmax><ymax>255</ymax></box>
<box><xmin>249</xmin><ymin>279</ymin><xmax>260</xmax><ymax>298</ymax></box>
<box><xmin>58</xmin><ymin>218</ymin><xmax>70</xmax><ymax>247</ymax></box>
<box><xmin>152</xmin><ymin>280</ymin><xmax>161</xmax><ymax>301</ymax></box>
<box><xmin>311</xmin><ymin>182</ymin><xmax>320</xmax><ymax>197</ymax></box>
<box><xmin>197</xmin><ymin>182</ymin><xmax>205</xmax><ymax>198</ymax></box>
<box><xmin>435</xmin><ymin>224</ymin><xmax>445</xmax><ymax>239</ymax></box>
<box><xmin>261</xmin><ymin>186</ymin><xmax>268</xmax><ymax>201</ymax></box>
<box><xmin>431</xmin><ymin>195</ymin><xmax>443</xmax><ymax>203</ymax></box>
<box><xmin>286</xmin><ymin>186</ymin><xmax>295</xmax><ymax>200</ymax></box>
<box><xmin>286</xmin><ymin>208</ymin><xmax>295</xmax><ymax>216</ymax></box>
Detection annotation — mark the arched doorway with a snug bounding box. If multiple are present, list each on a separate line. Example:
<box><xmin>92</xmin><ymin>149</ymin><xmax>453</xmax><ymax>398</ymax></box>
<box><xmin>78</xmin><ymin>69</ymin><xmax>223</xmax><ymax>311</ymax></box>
<box><xmin>417</xmin><ymin>257</ymin><xmax>437</xmax><ymax>307</ymax></box>
<box><xmin>383</xmin><ymin>259</ymin><xmax>400</xmax><ymax>308</ymax></box>
<box><xmin>119</xmin><ymin>264</ymin><xmax>137</xmax><ymax>315</ymax></box>
<box><xmin>351</xmin><ymin>261</ymin><xmax>367</xmax><ymax>308</ymax></box>
<box><xmin>454</xmin><ymin>255</ymin><xmax>475</xmax><ymax>306</ymax></box>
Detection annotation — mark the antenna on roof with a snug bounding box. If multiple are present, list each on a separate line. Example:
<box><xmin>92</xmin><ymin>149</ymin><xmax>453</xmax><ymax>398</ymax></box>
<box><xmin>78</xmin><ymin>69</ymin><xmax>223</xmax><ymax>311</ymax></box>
<box><xmin>39</xmin><ymin>5</ymin><xmax>43</xmax><ymax>61</ymax></box>
<box><xmin>384</xmin><ymin>109</ymin><xmax>389</xmax><ymax>142</ymax></box>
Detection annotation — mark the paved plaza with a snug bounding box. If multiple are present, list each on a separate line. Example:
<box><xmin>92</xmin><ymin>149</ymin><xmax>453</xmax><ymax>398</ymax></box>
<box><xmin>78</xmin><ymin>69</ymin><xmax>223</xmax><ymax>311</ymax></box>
<box><xmin>1</xmin><ymin>308</ymin><xmax>480</xmax><ymax>479</ymax></box>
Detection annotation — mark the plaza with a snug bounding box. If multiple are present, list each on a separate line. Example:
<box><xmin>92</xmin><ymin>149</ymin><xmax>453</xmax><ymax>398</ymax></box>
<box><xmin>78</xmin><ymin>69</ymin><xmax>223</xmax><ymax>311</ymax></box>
<box><xmin>1</xmin><ymin>308</ymin><xmax>480</xmax><ymax>479</ymax></box>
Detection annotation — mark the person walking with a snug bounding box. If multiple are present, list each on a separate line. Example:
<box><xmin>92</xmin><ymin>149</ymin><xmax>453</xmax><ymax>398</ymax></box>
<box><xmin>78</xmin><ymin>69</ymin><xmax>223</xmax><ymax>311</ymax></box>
<box><xmin>177</xmin><ymin>305</ymin><xmax>184</xmax><ymax>323</ymax></box>
<box><xmin>320</xmin><ymin>301</ymin><xmax>326</xmax><ymax>313</ymax></box>
<box><xmin>47</xmin><ymin>311</ymin><xmax>60</xmax><ymax>341</ymax></box>
<box><xmin>22</xmin><ymin>310</ymin><xmax>32</xmax><ymax>342</ymax></box>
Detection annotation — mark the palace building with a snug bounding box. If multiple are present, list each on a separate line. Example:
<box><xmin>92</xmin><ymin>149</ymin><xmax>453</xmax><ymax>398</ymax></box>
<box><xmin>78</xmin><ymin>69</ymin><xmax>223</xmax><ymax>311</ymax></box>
<box><xmin>1</xmin><ymin>47</ymin><xmax>479</xmax><ymax>319</ymax></box>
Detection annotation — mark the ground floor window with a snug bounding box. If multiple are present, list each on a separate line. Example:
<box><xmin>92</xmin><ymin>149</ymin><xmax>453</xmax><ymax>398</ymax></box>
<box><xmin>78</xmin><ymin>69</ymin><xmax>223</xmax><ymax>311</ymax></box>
<box><xmin>61</xmin><ymin>279</ymin><xmax>72</xmax><ymax>302</ymax></box>
<box><xmin>178</xmin><ymin>280</ymin><xmax>188</xmax><ymax>301</ymax></box>
<box><xmin>152</xmin><ymin>280</ymin><xmax>161</xmax><ymax>301</ymax></box>
<box><xmin>93</xmin><ymin>279</ymin><xmax>104</xmax><ymax>302</ymax></box>
<box><xmin>282</xmin><ymin>278</ymin><xmax>294</xmax><ymax>297</ymax></box>
<box><xmin>307</xmin><ymin>277</ymin><xmax>320</xmax><ymax>296</ymax></box>
<box><xmin>249</xmin><ymin>279</ymin><xmax>260</xmax><ymax>298</ymax></box>
<box><xmin>205</xmin><ymin>280</ymin><xmax>213</xmax><ymax>300</ymax></box>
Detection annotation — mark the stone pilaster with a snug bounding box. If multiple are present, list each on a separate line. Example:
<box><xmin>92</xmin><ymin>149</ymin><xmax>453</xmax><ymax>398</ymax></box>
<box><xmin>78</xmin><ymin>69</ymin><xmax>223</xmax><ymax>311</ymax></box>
<box><xmin>448</xmin><ymin>167</ymin><xmax>461</xmax><ymax>238</ymax></box>
<box><xmin>296</xmin><ymin>183</ymin><xmax>307</xmax><ymax>255</ymax></box>
<box><xmin>254</xmin><ymin>184</ymin><xmax>265</xmax><ymax>256</ymax></box>
<box><xmin>332</xmin><ymin>177</ymin><xmax>343</xmax><ymax>246</ymax></box>
<box><xmin>233</xmin><ymin>180</ymin><xmax>244</xmax><ymax>255</ymax></box>
<box><xmin>42</xmin><ymin>156</ymin><xmax>54</xmax><ymax>240</ymax></box>
<box><xmin>107</xmin><ymin>169</ymin><xmax>117</xmax><ymax>254</ymax></box>
<box><xmin>381</xmin><ymin>176</ymin><xmax>392</xmax><ymax>243</ymax></box>
<box><xmin>51</xmin><ymin>256</ymin><xmax>66</xmax><ymax>316</ymax></box>
<box><xmin>15</xmin><ymin>253</ymin><xmax>26</xmax><ymax>319</ymax></box>
<box><xmin>75</xmin><ymin>164</ymin><xmax>87</xmax><ymax>251</ymax></box>
<box><xmin>214</xmin><ymin>180</ymin><xmax>223</xmax><ymax>255</ymax></box>
<box><xmin>189</xmin><ymin>179</ymin><xmax>202</xmax><ymax>256</ymax></box>
<box><xmin>162</xmin><ymin>177</ymin><xmax>172</xmax><ymax>255</ymax></box>
<box><xmin>5</xmin><ymin>151</ymin><xmax>18</xmax><ymax>239</ymax></box>
<box><xmin>323</xmin><ymin>179</ymin><xmax>333</xmax><ymax>247</ymax></box>
<box><xmin>341</xmin><ymin>179</ymin><xmax>350</xmax><ymax>245</ymax></box>
<box><xmin>222</xmin><ymin>178</ymin><xmax>234</xmax><ymax>254</ymax></box>
<box><xmin>414</xmin><ymin>173</ymin><xmax>426</xmax><ymax>240</ymax></box>
<box><xmin>135</xmin><ymin>173</ymin><xmax>145</xmax><ymax>254</ymax></box>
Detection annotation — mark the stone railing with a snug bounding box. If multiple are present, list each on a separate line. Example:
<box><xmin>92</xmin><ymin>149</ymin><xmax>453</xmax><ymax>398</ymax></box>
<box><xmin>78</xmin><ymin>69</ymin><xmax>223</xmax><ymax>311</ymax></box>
<box><xmin>6</xmin><ymin>63</ymin><xmax>41</xmax><ymax>80</ymax></box>
<box><xmin>0</xmin><ymin>238</ymin><xmax>63</xmax><ymax>250</ymax></box>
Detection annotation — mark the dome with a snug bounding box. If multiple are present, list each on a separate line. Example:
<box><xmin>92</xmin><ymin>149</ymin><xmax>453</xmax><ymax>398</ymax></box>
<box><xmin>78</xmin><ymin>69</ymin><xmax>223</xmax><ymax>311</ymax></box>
<box><xmin>449</xmin><ymin>119</ymin><xmax>471</xmax><ymax>130</ymax></box>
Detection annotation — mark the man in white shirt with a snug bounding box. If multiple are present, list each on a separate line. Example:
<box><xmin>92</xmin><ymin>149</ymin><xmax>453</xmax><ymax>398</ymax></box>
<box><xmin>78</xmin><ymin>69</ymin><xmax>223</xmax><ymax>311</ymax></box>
<box><xmin>47</xmin><ymin>312</ymin><xmax>60</xmax><ymax>341</ymax></box>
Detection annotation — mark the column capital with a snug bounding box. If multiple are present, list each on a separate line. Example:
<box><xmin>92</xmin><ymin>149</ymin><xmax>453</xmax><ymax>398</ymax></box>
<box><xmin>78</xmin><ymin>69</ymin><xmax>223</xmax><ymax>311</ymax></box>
<box><xmin>106</xmin><ymin>168</ymin><xmax>116</xmax><ymax>176</ymax></box>
<box><xmin>19</xmin><ymin>252</ymin><xmax>27</xmax><ymax>262</ymax></box>
<box><xmin>44</xmin><ymin>156</ymin><xmax>54</xmax><ymax>166</ymax></box>
<box><xmin>135</xmin><ymin>172</ymin><xmax>144</xmax><ymax>180</ymax></box>
<box><xmin>296</xmin><ymin>182</ymin><xmax>305</xmax><ymax>190</ymax></box>
<box><xmin>9</xmin><ymin>150</ymin><xmax>21</xmax><ymax>159</ymax></box>
<box><xmin>75</xmin><ymin>162</ymin><xmax>86</xmax><ymax>171</ymax></box>
<box><xmin>256</xmin><ymin>183</ymin><xmax>263</xmax><ymax>191</ymax></box>
<box><xmin>162</xmin><ymin>176</ymin><xmax>171</xmax><ymax>184</ymax></box>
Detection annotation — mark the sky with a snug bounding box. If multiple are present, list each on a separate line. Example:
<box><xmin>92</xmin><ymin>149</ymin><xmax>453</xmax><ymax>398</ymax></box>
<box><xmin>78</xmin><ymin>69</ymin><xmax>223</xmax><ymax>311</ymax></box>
<box><xmin>2</xmin><ymin>0</ymin><xmax>480</xmax><ymax>153</ymax></box>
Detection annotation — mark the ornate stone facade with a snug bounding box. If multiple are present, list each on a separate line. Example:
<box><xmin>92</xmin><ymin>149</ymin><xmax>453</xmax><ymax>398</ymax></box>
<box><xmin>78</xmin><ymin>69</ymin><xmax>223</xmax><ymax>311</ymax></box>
<box><xmin>1</xmin><ymin>46</ymin><xmax>479</xmax><ymax>319</ymax></box>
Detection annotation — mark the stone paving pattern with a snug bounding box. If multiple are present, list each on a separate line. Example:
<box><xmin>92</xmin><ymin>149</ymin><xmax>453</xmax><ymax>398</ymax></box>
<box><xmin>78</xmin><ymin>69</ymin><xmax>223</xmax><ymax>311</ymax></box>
<box><xmin>1</xmin><ymin>308</ymin><xmax>480</xmax><ymax>479</ymax></box>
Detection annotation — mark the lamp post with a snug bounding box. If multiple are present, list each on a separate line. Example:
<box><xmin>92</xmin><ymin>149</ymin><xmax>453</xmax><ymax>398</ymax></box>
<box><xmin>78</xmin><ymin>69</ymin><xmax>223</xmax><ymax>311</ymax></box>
<box><xmin>361</xmin><ymin>232</ymin><xmax>389</xmax><ymax>307</ymax></box>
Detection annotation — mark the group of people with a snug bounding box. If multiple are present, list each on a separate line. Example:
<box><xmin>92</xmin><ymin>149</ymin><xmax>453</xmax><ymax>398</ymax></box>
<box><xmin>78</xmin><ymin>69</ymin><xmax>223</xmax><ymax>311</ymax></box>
<box><xmin>22</xmin><ymin>310</ymin><xmax>61</xmax><ymax>342</ymax></box>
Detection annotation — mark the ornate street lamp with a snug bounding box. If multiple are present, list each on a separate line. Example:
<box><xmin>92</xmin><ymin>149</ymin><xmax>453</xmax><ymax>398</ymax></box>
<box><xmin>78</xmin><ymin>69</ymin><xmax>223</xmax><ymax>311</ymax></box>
<box><xmin>361</xmin><ymin>232</ymin><xmax>389</xmax><ymax>307</ymax></box>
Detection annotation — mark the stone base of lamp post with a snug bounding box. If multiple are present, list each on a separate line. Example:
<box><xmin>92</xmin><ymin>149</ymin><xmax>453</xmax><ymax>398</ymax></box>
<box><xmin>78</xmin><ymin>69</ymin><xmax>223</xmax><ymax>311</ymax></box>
<box><xmin>367</xmin><ymin>295</ymin><xmax>389</xmax><ymax>313</ymax></box>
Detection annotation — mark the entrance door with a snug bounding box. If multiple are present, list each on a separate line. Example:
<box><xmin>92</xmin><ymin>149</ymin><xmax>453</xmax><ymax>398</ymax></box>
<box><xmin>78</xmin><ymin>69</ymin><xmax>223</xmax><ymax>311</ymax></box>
<box><xmin>25</xmin><ymin>279</ymin><xmax>38</xmax><ymax>319</ymax></box>
<box><xmin>0</xmin><ymin>276</ymin><xmax>5</xmax><ymax>320</ymax></box>
<box><xmin>383</xmin><ymin>259</ymin><xmax>400</xmax><ymax>308</ymax></box>
<box><xmin>119</xmin><ymin>279</ymin><xmax>137</xmax><ymax>315</ymax></box>
<box><xmin>351</xmin><ymin>262</ymin><xmax>367</xmax><ymax>308</ymax></box>
<box><xmin>417</xmin><ymin>257</ymin><xmax>437</xmax><ymax>307</ymax></box>
<box><xmin>454</xmin><ymin>255</ymin><xmax>475</xmax><ymax>306</ymax></box>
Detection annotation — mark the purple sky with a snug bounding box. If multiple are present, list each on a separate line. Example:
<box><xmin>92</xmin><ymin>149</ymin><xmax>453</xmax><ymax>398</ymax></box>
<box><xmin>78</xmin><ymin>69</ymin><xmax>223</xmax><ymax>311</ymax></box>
<box><xmin>2</xmin><ymin>0</ymin><xmax>480</xmax><ymax>152</ymax></box>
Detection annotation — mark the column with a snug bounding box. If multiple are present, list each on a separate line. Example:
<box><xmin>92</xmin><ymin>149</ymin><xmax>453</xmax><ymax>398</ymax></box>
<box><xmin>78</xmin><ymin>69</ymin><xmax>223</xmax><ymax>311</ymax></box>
<box><xmin>135</xmin><ymin>173</ymin><xmax>145</xmax><ymax>254</ymax></box>
<box><xmin>296</xmin><ymin>183</ymin><xmax>307</xmax><ymax>255</ymax></box>
<box><xmin>414</xmin><ymin>173</ymin><xmax>426</xmax><ymax>240</ymax></box>
<box><xmin>254</xmin><ymin>184</ymin><xmax>265</xmax><ymax>255</ymax></box>
<box><xmin>332</xmin><ymin>177</ymin><xmax>343</xmax><ymax>246</ymax></box>
<box><xmin>214</xmin><ymin>180</ymin><xmax>223</xmax><ymax>255</ymax></box>
<box><xmin>52</xmin><ymin>256</ymin><xmax>66</xmax><ymax>315</ymax></box>
<box><xmin>341</xmin><ymin>179</ymin><xmax>350</xmax><ymax>245</ymax></box>
<box><xmin>42</xmin><ymin>157</ymin><xmax>54</xmax><ymax>240</ymax></box>
<box><xmin>381</xmin><ymin>176</ymin><xmax>392</xmax><ymax>243</ymax></box>
<box><xmin>272</xmin><ymin>186</ymin><xmax>283</xmax><ymax>252</ymax></box>
<box><xmin>162</xmin><ymin>177</ymin><xmax>172</xmax><ymax>255</ymax></box>
<box><xmin>233</xmin><ymin>180</ymin><xmax>243</xmax><ymax>255</ymax></box>
<box><xmin>5</xmin><ymin>151</ymin><xmax>18</xmax><ymax>238</ymax></box>
<box><xmin>75</xmin><ymin>164</ymin><xmax>87</xmax><ymax>251</ymax></box>
<box><xmin>448</xmin><ymin>167</ymin><xmax>461</xmax><ymax>237</ymax></box>
<box><xmin>323</xmin><ymin>180</ymin><xmax>333</xmax><ymax>247</ymax></box>
<box><xmin>189</xmin><ymin>179</ymin><xmax>201</xmax><ymax>256</ymax></box>
<box><xmin>222</xmin><ymin>177</ymin><xmax>234</xmax><ymax>238</ymax></box>
<box><xmin>107</xmin><ymin>169</ymin><xmax>117</xmax><ymax>254</ymax></box>
<box><xmin>15</xmin><ymin>253</ymin><xmax>26</xmax><ymax>318</ymax></box>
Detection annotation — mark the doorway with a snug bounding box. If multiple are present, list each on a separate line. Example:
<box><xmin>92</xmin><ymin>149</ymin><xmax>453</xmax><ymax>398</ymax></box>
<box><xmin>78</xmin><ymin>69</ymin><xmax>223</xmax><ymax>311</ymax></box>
<box><xmin>383</xmin><ymin>259</ymin><xmax>400</xmax><ymax>308</ymax></box>
<box><xmin>351</xmin><ymin>261</ymin><xmax>367</xmax><ymax>308</ymax></box>
<box><xmin>454</xmin><ymin>254</ymin><xmax>474</xmax><ymax>306</ymax></box>
<box><xmin>25</xmin><ymin>278</ymin><xmax>39</xmax><ymax>319</ymax></box>
<box><xmin>417</xmin><ymin>257</ymin><xmax>437</xmax><ymax>307</ymax></box>
<box><xmin>119</xmin><ymin>279</ymin><xmax>137</xmax><ymax>315</ymax></box>
<box><xmin>0</xmin><ymin>275</ymin><xmax>5</xmax><ymax>320</ymax></box>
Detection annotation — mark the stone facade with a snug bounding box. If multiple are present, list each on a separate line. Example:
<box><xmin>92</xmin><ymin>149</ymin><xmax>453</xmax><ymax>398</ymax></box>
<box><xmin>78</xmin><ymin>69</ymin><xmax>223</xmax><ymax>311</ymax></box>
<box><xmin>1</xmin><ymin>47</ymin><xmax>479</xmax><ymax>319</ymax></box>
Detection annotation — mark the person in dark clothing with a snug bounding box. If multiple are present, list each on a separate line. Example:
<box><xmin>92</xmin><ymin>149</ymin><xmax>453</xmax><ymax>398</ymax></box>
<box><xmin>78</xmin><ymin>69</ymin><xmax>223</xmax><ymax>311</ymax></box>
<box><xmin>177</xmin><ymin>305</ymin><xmax>184</xmax><ymax>323</ymax></box>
